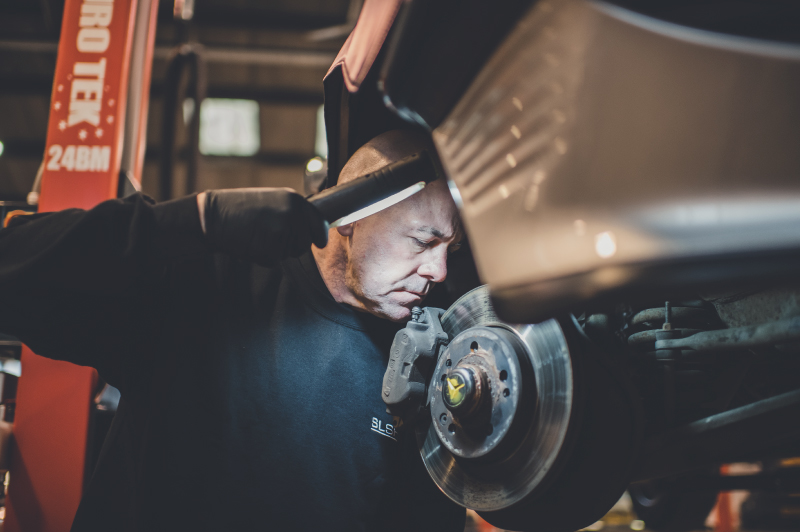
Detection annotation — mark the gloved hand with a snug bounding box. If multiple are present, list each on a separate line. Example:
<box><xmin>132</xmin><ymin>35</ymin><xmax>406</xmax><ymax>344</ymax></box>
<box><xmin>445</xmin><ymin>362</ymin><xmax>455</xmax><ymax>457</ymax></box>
<box><xmin>199</xmin><ymin>188</ymin><xmax>328</xmax><ymax>266</ymax></box>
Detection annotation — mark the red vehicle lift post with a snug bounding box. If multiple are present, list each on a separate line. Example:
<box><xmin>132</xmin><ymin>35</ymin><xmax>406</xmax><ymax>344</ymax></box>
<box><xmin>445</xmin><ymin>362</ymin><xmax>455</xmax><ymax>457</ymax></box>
<box><xmin>5</xmin><ymin>0</ymin><xmax>158</xmax><ymax>530</ymax></box>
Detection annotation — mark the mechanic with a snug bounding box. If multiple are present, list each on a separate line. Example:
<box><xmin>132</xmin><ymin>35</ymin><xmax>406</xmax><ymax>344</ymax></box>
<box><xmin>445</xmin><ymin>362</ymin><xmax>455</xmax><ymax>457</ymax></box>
<box><xmin>0</xmin><ymin>129</ymin><xmax>466</xmax><ymax>531</ymax></box>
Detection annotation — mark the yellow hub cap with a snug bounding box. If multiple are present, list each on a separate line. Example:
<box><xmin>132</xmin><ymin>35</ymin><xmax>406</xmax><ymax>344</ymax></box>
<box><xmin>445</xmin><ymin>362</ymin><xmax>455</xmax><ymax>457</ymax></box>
<box><xmin>444</xmin><ymin>373</ymin><xmax>467</xmax><ymax>408</ymax></box>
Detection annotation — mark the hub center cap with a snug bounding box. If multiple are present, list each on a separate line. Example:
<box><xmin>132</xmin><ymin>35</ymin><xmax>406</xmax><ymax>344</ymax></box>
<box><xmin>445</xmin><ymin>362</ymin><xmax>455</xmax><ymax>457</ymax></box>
<box><xmin>443</xmin><ymin>368</ymin><xmax>472</xmax><ymax>409</ymax></box>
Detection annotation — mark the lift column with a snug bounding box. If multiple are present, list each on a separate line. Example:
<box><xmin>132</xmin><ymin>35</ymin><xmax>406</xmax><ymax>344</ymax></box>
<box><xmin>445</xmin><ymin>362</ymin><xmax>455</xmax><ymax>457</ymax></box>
<box><xmin>4</xmin><ymin>0</ymin><xmax>157</xmax><ymax>529</ymax></box>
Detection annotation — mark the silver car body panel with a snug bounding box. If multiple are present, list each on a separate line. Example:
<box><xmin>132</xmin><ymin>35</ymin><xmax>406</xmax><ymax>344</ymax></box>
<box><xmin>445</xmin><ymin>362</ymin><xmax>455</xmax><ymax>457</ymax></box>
<box><xmin>433</xmin><ymin>0</ymin><xmax>800</xmax><ymax>319</ymax></box>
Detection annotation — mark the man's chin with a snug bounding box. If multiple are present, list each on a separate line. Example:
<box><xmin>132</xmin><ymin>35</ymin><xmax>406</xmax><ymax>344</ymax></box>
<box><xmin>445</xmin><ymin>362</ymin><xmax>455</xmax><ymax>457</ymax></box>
<box><xmin>361</xmin><ymin>292</ymin><xmax>426</xmax><ymax>322</ymax></box>
<box><xmin>375</xmin><ymin>304</ymin><xmax>412</xmax><ymax>322</ymax></box>
<box><xmin>367</xmin><ymin>301</ymin><xmax>415</xmax><ymax>322</ymax></box>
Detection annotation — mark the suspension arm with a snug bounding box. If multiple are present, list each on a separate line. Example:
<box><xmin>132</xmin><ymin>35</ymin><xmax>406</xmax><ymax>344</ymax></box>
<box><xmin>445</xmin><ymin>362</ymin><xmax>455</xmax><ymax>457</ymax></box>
<box><xmin>655</xmin><ymin>316</ymin><xmax>800</xmax><ymax>354</ymax></box>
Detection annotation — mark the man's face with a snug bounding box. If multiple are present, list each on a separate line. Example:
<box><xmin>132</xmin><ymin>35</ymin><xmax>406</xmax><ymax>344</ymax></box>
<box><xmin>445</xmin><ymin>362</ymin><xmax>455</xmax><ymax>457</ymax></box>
<box><xmin>342</xmin><ymin>180</ymin><xmax>462</xmax><ymax>321</ymax></box>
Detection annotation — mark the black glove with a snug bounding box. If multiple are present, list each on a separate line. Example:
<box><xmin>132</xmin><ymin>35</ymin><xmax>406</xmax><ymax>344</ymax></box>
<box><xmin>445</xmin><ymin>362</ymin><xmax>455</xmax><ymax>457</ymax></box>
<box><xmin>203</xmin><ymin>188</ymin><xmax>328</xmax><ymax>266</ymax></box>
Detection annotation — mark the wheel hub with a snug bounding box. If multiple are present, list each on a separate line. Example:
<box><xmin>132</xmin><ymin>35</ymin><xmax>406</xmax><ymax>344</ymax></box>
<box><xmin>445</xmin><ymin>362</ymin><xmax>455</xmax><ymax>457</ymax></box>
<box><xmin>431</xmin><ymin>326</ymin><xmax>533</xmax><ymax>460</ymax></box>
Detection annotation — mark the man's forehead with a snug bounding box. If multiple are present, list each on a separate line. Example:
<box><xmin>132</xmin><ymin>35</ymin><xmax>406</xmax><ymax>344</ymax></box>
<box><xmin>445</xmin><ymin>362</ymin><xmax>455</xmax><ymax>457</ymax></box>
<box><xmin>399</xmin><ymin>181</ymin><xmax>463</xmax><ymax>239</ymax></box>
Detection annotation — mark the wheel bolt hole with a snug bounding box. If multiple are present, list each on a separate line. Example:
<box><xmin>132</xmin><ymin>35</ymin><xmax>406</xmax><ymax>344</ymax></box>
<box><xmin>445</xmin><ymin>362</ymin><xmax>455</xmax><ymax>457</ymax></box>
<box><xmin>445</xmin><ymin>359</ymin><xmax>452</xmax><ymax>367</ymax></box>
<box><xmin>499</xmin><ymin>370</ymin><xmax>508</xmax><ymax>381</ymax></box>
<box><xmin>441</xmin><ymin>374</ymin><xmax>446</xmax><ymax>382</ymax></box>
<box><xmin>448</xmin><ymin>423</ymin><xmax>456</xmax><ymax>434</ymax></box>
<box><xmin>470</xmin><ymin>341</ymin><xmax>479</xmax><ymax>351</ymax></box>
<box><xmin>440</xmin><ymin>413</ymin><xmax>447</xmax><ymax>424</ymax></box>
<box><xmin>503</xmin><ymin>388</ymin><xmax>510</xmax><ymax>397</ymax></box>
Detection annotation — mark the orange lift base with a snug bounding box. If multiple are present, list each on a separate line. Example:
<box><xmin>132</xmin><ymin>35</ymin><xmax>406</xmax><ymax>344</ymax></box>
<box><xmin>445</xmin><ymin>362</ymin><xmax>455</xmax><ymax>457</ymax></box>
<box><xmin>5</xmin><ymin>350</ymin><xmax>98</xmax><ymax>531</ymax></box>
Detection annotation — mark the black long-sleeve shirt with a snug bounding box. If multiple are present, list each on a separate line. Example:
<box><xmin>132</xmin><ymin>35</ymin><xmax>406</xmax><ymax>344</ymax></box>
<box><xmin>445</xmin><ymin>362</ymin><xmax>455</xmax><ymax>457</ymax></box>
<box><xmin>0</xmin><ymin>193</ymin><xmax>465</xmax><ymax>531</ymax></box>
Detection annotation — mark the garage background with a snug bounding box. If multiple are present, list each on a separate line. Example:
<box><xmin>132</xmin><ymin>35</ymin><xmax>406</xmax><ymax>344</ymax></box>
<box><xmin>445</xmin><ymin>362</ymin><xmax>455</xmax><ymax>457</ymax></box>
<box><xmin>0</xmin><ymin>0</ymin><xmax>358</xmax><ymax>202</ymax></box>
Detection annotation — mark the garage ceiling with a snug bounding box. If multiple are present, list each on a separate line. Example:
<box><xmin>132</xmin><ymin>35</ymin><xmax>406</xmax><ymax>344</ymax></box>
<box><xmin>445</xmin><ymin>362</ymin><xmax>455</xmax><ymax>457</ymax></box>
<box><xmin>0</xmin><ymin>0</ymin><xmax>356</xmax><ymax>201</ymax></box>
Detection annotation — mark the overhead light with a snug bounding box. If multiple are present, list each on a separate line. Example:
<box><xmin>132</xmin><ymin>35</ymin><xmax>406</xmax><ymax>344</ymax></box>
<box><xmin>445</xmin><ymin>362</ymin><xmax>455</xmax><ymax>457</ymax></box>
<box><xmin>594</xmin><ymin>231</ymin><xmax>617</xmax><ymax>259</ymax></box>
<box><xmin>0</xmin><ymin>140</ymin><xmax>4</xmax><ymax>157</ymax></box>
<box><xmin>306</xmin><ymin>157</ymin><xmax>324</xmax><ymax>173</ymax></box>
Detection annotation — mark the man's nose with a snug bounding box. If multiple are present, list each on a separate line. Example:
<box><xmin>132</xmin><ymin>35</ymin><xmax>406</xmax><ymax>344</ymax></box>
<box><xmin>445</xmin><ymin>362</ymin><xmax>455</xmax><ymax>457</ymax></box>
<box><xmin>418</xmin><ymin>249</ymin><xmax>448</xmax><ymax>283</ymax></box>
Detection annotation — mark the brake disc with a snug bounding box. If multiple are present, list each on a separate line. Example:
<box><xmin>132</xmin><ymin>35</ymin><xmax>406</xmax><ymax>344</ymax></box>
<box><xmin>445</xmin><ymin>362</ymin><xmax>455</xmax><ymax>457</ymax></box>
<box><xmin>418</xmin><ymin>285</ymin><xmax>574</xmax><ymax>511</ymax></box>
<box><xmin>418</xmin><ymin>286</ymin><xmax>642</xmax><ymax>531</ymax></box>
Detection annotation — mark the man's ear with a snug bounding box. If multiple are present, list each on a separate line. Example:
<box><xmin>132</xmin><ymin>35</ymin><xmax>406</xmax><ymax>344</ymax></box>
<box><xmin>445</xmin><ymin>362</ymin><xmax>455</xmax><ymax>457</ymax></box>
<box><xmin>336</xmin><ymin>223</ymin><xmax>354</xmax><ymax>237</ymax></box>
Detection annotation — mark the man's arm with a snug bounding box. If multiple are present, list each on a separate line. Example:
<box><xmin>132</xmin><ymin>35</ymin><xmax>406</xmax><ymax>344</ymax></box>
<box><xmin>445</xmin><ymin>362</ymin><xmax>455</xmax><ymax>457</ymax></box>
<box><xmin>0</xmin><ymin>194</ymin><xmax>206</xmax><ymax>387</ymax></box>
<box><xmin>0</xmin><ymin>189</ymin><xmax>327</xmax><ymax>388</ymax></box>
<box><xmin>199</xmin><ymin>188</ymin><xmax>328</xmax><ymax>265</ymax></box>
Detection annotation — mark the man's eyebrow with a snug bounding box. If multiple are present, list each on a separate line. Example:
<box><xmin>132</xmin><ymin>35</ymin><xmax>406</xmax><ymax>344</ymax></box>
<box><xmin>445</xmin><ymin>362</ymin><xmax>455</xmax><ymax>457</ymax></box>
<box><xmin>416</xmin><ymin>226</ymin><xmax>450</xmax><ymax>240</ymax></box>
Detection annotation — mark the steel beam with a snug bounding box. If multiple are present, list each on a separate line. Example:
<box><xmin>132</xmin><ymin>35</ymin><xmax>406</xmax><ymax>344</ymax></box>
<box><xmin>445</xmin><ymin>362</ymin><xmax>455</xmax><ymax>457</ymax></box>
<box><xmin>0</xmin><ymin>76</ymin><xmax>323</xmax><ymax>105</ymax></box>
<box><xmin>0</xmin><ymin>40</ymin><xmax>335</xmax><ymax>68</ymax></box>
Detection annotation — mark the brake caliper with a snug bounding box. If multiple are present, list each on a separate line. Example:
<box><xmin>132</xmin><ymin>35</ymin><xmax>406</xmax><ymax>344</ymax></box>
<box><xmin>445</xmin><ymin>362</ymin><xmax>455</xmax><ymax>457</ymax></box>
<box><xmin>382</xmin><ymin>307</ymin><xmax>449</xmax><ymax>421</ymax></box>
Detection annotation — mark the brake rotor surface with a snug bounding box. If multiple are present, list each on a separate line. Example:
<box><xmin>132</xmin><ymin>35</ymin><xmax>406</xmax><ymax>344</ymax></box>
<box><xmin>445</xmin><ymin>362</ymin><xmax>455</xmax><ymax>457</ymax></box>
<box><xmin>418</xmin><ymin>285</ymin><xmax>575</xmax><ymax>511</ymax></box>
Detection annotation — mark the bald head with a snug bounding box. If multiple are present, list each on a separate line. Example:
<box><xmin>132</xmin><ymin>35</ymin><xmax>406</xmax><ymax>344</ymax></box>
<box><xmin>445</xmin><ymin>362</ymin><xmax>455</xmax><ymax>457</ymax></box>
<box><xmin>313</xmin><ymin>129</ymin><xmax>462</xmax><ymax>321</ymax></box>
<box><xmin>337</xmin><ymin>129</ymin><xmax>436</xmax><ymax>185</ymax></box>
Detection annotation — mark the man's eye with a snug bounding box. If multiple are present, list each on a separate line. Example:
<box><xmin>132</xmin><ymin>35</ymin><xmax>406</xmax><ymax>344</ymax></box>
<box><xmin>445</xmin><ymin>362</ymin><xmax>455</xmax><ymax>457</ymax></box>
<box><xmin>412</xmin><ymin>238</ymin><xmax>430</xmax><ymax>248</ymax></box>
<box><xmin>448</xmin><ymin>242</ymin><xmax>462</xmax><ymax>254</ymax></box>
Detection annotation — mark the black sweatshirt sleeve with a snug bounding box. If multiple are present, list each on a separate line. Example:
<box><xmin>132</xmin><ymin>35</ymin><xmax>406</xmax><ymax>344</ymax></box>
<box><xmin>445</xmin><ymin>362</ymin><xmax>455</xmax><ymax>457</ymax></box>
<box><xmin>0</xmin><ymin>193</ymin><xmax>208</xmax><ymax>390</ymax></box>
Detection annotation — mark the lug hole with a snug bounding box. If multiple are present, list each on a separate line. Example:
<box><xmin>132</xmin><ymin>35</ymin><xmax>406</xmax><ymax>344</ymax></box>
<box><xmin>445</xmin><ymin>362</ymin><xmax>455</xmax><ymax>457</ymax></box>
<box><xmin>470</xmin><ymin>341</ymin><xmax>479</xmax><ymax>351</ymax></box>
<box><xmin>448</xmin><ymin>423</ymin><xmax>457</xmax><ymax>434</ymax></box>
<box><xmin>499</xmin><ymin>369</ymin><xmax>508</xmax><ymax>381</ymax></box>
<box><xmin>441</xmin><ymin>374</ymin><xmax>446</xmax><ymax>381</ymax></box>
<box><xmin>445</xmin><ymin>359</ymin><xmax>452</xmax><ymax>367</ymax></box>
<box><xmin>440</xmin><ymin>413</ymin><xmax>448</xmax><ymax>424</ymax></box>
<box><xmin>503</xmin><ymin>388</ymin><xmax>510</xmax><ymax>397</ymax></box>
